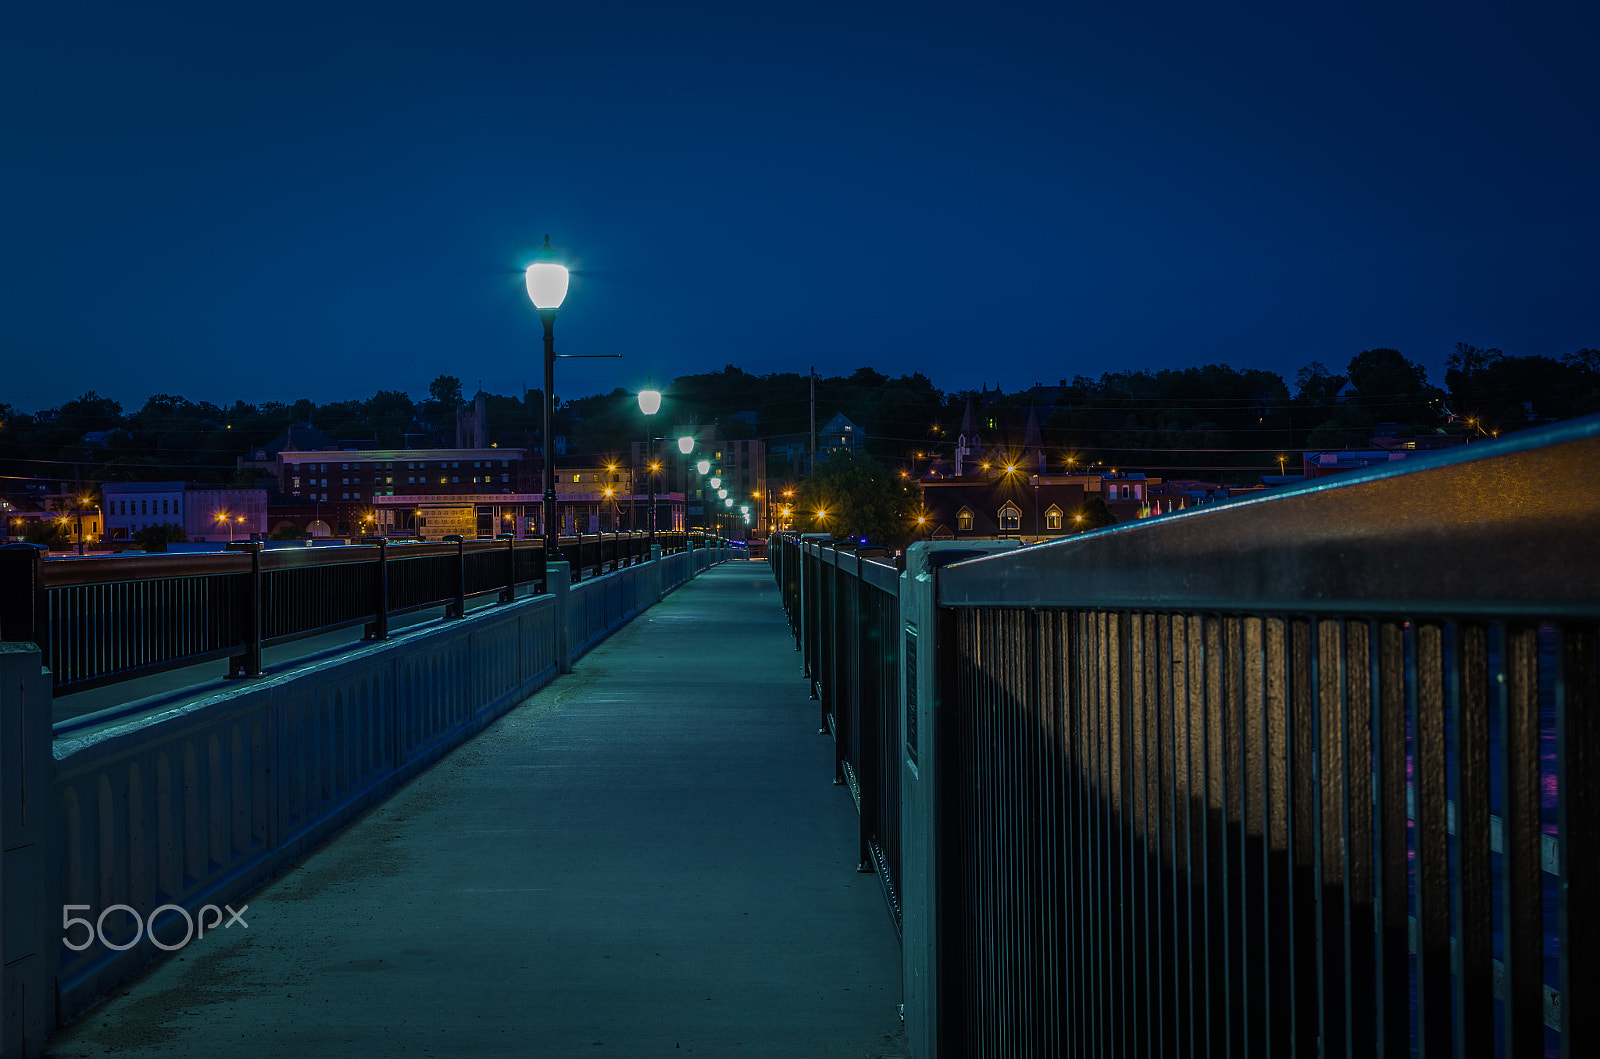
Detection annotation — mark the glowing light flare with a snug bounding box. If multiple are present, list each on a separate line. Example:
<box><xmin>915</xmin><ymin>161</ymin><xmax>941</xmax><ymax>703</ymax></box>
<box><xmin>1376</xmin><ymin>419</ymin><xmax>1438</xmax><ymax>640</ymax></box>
<box><xmin>524</xmin><ymin>237</ymin><xmax>569</xmax><ymax>309</ymax></box>
<box><xmin>678</xmin><ymin>436</ymin><xmax>694</xmax><ymax>454</ymax></box>
<box><xmin>697</xmin><ymin>459</ymin><xmax>711</xmax><ymax>475</ymax></box>
<box><xmin>637</xmin><ymin>389</ymin><xmax>662</xmax><ymax>416</ymax></box>
<box><xmin>709</xmin><ymin>477</ymin><xmax>721</xmax><ymax>490</ymax></box>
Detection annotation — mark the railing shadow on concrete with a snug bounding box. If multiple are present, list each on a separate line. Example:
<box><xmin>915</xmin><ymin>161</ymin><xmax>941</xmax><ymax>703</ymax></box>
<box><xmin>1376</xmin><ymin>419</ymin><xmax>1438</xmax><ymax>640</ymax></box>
<box><xmin>0</xmin><ymin>540</ymin><xmax>733</xmax><ymax>1058</ymax></box>
<box><xmin>772</xmin><ymin>412</ymin><xmax>1600</xmax><ymax>1059</ymax></box>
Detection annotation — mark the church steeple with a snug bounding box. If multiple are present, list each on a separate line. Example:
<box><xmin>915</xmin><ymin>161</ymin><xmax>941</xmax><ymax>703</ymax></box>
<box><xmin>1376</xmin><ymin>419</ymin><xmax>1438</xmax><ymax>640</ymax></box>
<box><xmin>955</xmin><ymin>397</ymin><xmax>981</xmax><ymax>477</ymax></box>
<box><xmin>1022</xmin><ymin>406</ymin><xmax>1045</xmax><ymax>474</ymax></box>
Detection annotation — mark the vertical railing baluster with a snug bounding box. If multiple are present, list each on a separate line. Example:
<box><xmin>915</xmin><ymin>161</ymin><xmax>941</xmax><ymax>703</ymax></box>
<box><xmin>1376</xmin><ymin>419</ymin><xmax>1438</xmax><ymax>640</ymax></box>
<box><xmin>1558</xmin><ymin>624</ymin><xmax>1599</xmax><ymax>1059</ymax></box>
<box><xmin>1375</xmin><ymin>620</ymin><xmax>1410</xmax><ymax>1058</ymax></box>
<box><xmin>1344</xmin><ymin>620</ymin><xmax>1378</xmax><ymax>1056</ymax></box>
<box><xmin>1312</xmin><ymin>619</ymin><xmax>1350</xmax><ymax>1058</ymax></box>
<box><xmin>1414</xmin><ymin>622</ymin><xmax>1452</xmax><ymax>1055</ymax></box>
<box><xmin>1450</xmin><ymin>622</ymin><xmax>1493</xmax><ymax>1057</ymax></box>
<box><xmin>1501</xmin><ymin>624</ymin><xmax>1544</xmax><ymax>1056</ymax></box>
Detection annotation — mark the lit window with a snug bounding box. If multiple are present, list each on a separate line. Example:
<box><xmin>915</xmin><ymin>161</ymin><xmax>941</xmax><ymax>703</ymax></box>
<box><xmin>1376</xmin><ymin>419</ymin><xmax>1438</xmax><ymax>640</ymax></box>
<box><xmin>957</xmin><ymin>509</ymin><xmax>973</xmax><ymax>531</ymax></box>
<box><xmin>999</xmin><ymin>505</ymin><xmax>1021</xmax><ymax>531</ymax></box>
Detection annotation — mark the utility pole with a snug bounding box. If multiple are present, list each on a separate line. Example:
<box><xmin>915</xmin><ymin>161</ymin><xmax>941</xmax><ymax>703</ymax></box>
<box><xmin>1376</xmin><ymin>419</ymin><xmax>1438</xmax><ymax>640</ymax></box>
<box><xmin>809</xmin><ymin>366</ymin><xmax>816</xmax><ymax>477</ymax></box>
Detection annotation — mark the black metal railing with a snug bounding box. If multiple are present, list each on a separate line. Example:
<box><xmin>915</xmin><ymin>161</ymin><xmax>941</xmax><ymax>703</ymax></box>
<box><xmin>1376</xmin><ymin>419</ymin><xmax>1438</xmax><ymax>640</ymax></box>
<box><xmin>777</xmin><ymin>413</ymin><xmax>1600</xmax><ymax>1058</ymax></box>
<box><xmin>0</xmin><ymin>530</ymin><xmax>717</xmax><ymax>696</ymax></box>
<box><xmin>772</xmin><ymin>532</ymin><xmax>906</xmax><ymax>935</ymax></box>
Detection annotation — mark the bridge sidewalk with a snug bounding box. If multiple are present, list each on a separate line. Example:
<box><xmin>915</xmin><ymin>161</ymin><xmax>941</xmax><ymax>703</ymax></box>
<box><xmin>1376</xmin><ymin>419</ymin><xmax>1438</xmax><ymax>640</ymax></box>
<box><xmin>45</xmin><ymin>563</ymin><xmax>907</xmax><ymax>1058</ymax></box>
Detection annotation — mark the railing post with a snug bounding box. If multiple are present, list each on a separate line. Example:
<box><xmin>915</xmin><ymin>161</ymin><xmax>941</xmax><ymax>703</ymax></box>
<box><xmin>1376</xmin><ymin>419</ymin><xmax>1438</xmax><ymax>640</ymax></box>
<box><xmin>0</xmin><ymin>641</ymin><xmax>57</xmax><ymax>1057</ymax></box>
<box><xmin>499</xmin><ymin>532</ymin><xmax>515</xmax><ymax>604</ymax></box>
<box><xmin>225</xmin><ymin>540</ymin><xmax>263</xmax><ymax>677</ymax></box>
<box><xmin>547</xmin><ymin>559</ymin><xmax>573</xmax><ymax>674</ymax></box>
<box><xmin>443</xmin><ymin>534</ymin><xmax>466</xmax><ymax>618</ymax></box>
<box><xmin>650</xmin><ymin>543</ymin><xmax>663</xmax><ymax>603</ymax></box>
<box><xmin>361</xmin><ymin>537</ymin><xmax>389</xmax><ymax>640</ymax></box>
<box><xmin>0</xmin><ymin>543</ymin><xmax>48</xmax><ymax>649</ymax></box>
<box><xmin>898</xmin><ymin>538</ymin><xmax>1021</xmax><ymax>1059</ymax></box>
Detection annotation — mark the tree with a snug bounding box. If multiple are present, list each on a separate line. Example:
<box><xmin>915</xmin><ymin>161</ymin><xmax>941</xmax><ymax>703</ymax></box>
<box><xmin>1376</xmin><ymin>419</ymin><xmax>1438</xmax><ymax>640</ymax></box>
<box><xmin>1344</xmin><ymin>348</ymin><xmax>1442</xmax><ymax>427</ymax></box>
<box><xmin>24</xmin><ymin>520</ymin><xmax>71</xmax><ymax>549</ymax></box>
<box><xmin>133</xmin><ymin>522</ymin><xmax>189</xmax><ymax>553</ymax></box>
<box><xmin>1294</xmin><ymin>362</ymin><xmax>1343</xmax><ymax>402</ymax></box>
<box><xmin>1077</xmin><ymin>494</ymin><xmax>1117</xmax><ymax>531</ymax></box>
<box><xmin>793</xmin><ymin>450</ymin><xmax>916</xmax><ymax>548</ymax></box>
<box><xmin>429</xmin><ymin>375</ymin><xmax>464</xmax><ymax>411</ymax></box>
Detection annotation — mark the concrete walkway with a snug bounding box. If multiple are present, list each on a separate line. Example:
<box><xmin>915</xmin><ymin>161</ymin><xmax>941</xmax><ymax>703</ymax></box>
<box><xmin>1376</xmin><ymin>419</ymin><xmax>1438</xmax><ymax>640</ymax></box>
<box><xmin>45</xmin><ymin>563</ymin><xmax>906</xmax><ymax>1058</ymax></box>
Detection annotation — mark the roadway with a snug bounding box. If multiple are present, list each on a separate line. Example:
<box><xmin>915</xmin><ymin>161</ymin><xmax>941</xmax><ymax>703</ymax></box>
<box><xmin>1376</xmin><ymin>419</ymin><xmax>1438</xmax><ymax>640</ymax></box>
<box><xmin>44</xmin><ymin>561</ymin><xmax>907</xmax><ymax>1058</ymax></box>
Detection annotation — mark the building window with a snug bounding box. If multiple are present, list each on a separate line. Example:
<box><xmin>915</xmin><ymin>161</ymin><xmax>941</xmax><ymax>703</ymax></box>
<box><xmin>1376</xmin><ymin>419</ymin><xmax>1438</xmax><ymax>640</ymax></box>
<box><xmin>501</xmin><ymin>475</ymin><xmax>509</xmax><ymax>483</ymax></box>
<box><xmin>1045</xmin><ymin>506</ymin><xmax>1063</xmax><ymax>530</ymax></box>
<box><xmin>957</xmin><ymin>508</ymin><xmax>973</xmax><ymax>531</ymax></box>
<box><xmin>451</xmin><ymin>477</ymin><xmax>459</xmax><ymax>484</ymax></box>
<box><xmin>998</xmin><ymin>504</ymin><xmax>1021</xmax><ymax>531</ymax></box>
<box><xmin>385</xmin><ymin>477</ymin><xmax>392</xmax><ymax>484</ymax></box>
<box><xmin>502</xmin><ymin>460</ymin><xmax>509</xmax><ymax>468</ymax></box>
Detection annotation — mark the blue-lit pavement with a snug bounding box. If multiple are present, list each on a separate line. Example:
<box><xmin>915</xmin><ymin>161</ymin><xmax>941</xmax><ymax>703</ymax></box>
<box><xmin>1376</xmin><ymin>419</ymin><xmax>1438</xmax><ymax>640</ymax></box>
<box><xmin>45</xmin><ymin>563</ymin><xmax>906</xmax><ymax>1058</ymax></box>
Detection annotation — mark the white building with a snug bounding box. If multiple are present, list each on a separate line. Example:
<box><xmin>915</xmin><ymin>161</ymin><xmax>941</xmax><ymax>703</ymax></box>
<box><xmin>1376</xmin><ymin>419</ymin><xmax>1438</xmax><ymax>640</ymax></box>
<box><xmin>101</xmin><ymin>482</ymin><xmax>268</xmax><ymax>541</ymax></box>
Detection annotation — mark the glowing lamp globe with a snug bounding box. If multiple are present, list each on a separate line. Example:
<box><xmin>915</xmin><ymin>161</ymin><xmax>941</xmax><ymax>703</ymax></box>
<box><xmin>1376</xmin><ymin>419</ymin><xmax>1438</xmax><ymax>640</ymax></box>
<box><xmin>677</xmin><ymin>436</ymin><xmax>694</xmax><ymax>455</ymax></box>
<box><xmin>637</xmin><ymin>389</ymin><xmax>662</xmax><ymax>416</ymax></box>
<box><xmin>717</xmin><ymin>488</ymin><xmax>728</xmax><ymax>499</ymax></box>
<box><xmin>697</xmin><ymin>459</ymin><xmax>711</xmax><ymax>475</ymax></box>
<box><xmin>524</xmin><ymin>237</ymin><xmax>569</xmax><ymax>309</ymax></box>
<box><xmin>725</xmin><ymin>498</ymin><xmax>733</xmax><ymax>507</ymax></box>
<box><xmin>709</xmin><ymin>477</ymin><xmax>721</xmax><ymax>490</ymax></box>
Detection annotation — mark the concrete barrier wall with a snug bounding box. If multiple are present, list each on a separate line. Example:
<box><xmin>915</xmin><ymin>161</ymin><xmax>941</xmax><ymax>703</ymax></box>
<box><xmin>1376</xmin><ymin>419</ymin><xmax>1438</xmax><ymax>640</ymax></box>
<box><xmin>47</xmin><ymin>592</ymin><xmax>563</xmax><ymax>1020</ymax></box>
<box><xmin>1</xmin><ymin>548</ymin><xmax>727</xmax><ymax>1055</ymax></box>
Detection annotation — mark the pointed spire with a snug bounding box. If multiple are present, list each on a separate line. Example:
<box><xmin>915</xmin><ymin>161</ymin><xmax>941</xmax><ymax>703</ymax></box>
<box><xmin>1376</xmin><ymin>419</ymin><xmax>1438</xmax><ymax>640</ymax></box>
<box><xmin>1023</xmin><ymin>406</ymin><xmax>1043</xmax><ymax>450</ymax></box>
<box><xmin>959</xmin><ymin>397</ymin><xmax>979</xmax><ymax>439</ymax></box>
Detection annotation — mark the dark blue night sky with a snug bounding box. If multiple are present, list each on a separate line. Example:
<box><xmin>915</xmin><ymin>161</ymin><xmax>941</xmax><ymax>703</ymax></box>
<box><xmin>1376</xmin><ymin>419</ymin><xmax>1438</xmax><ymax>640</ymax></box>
<box><xmin>4</xmin><ymin>1</ymin><xmax>1595</xmax><ymax>412</ymax></box>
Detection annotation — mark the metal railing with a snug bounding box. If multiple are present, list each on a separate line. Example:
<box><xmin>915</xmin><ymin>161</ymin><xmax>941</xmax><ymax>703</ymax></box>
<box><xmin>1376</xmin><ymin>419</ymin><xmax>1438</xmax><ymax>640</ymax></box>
<box><xmin>771</xmin><ymin>533</ymin><xmax>906</xmax><ymax>935</ymax></box>
<box><xmin>774</xmin><ymin>413</ymin><xmax>1600</xmax><ymax>1059</ymax></box>
<box><xmin>0</xmin><ymin>530</ymin><xmax>718</xmax><ymax>696</ymax></box>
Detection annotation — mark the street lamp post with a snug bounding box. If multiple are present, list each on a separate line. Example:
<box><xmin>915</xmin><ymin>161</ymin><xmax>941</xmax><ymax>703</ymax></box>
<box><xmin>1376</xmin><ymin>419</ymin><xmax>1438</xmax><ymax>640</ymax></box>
<box><xmin>638</xmin><ymin>387</ymin><xmax>661</xmax><ymax>546</ymax></box>
<box><xmin>525</xmin><ymin>236</ymin><xmax>570</xmax><ymax>562</ymax></box>
<box><xmin>677</xmin><ymin>436</ymin><xmax>694</xmax><ymax>534</ymax></box>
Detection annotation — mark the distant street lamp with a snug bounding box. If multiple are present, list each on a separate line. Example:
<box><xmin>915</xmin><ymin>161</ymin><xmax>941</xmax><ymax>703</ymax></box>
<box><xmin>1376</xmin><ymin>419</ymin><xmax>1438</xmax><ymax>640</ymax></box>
<box><xmin>76</xmin><ymin>496</ymin><xmax>94</xmax><ymax>554</ymax></box>
<box><xmin>638</xmin><ymin>386</ymin><xmax>661</xmax><ymax>546</ymax></box>
<box><xmin>525</xmin><ymin>235</ymin><xmax>571</xmax><ymax>561</ymax></box>
<box><xmin>216</xmin><ymin>510</ymin><xmax>236</xmax><ymax>542</ymax></box>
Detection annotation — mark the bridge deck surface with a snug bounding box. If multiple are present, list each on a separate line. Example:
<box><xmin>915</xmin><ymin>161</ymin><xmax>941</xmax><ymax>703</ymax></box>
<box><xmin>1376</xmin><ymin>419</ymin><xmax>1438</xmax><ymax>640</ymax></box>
<box><xmin>46</xmin><ymin>562</ymin><xmax>906</xmax><ymax>1058</ymax></box>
